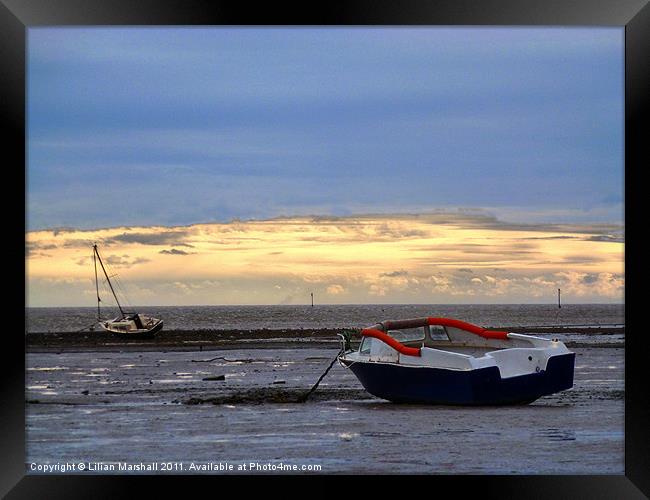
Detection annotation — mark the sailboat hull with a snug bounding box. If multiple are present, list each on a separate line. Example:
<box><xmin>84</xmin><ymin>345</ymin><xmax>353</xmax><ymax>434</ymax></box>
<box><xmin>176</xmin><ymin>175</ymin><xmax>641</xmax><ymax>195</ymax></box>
<box><xmin>100</xmin><ymin>319</ymin><xmax>163</xmax><ymax>338</ymax></box>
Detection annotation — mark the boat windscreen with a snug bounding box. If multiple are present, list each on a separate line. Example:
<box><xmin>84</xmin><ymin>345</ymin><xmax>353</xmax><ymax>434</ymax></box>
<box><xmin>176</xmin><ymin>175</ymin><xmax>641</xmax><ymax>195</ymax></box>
<box><xmin>360</xmin><ymin>337</ymin><xmax>372</xmax><ymax>354</ymax></box>
<box><xmin>429</xmin><ymin>325</ymin><xmax>450</xmax><ymax>341</ymax></box>
<box><xmin>387</xmin><ymin>327</ymin><xmax>425</xmax><ymax>343</ymax></box>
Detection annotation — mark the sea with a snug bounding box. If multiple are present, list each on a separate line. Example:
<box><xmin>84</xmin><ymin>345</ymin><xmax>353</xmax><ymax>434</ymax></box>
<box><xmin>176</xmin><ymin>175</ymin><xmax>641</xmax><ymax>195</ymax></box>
<box><xmin>26</xmin><ymin>303</ymin><xmax>624</xmax><ymax>333</ymax></box>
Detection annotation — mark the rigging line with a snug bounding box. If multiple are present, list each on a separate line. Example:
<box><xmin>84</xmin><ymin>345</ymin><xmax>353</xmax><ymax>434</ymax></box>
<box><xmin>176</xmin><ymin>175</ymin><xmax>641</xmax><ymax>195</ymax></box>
<box><xmin>94</xmin><ymin>245</ymin><xmax>125</xmax><ymax>316</ymax></box>
<box><xmin>102</xmin><ymin>256</ymin><xmax>134</xmax><ymax>310</ymax></box>
<box><xmin>98</xmin><ymin>273</ymin><xmax>113</xmax><ymax>305</ymax></box>
<box><xmin>118</xmin><ymin>275</ymin><xmax>134</xmax><ymax>309</ymax></box>
<box><xmin>102</xmin><ymin>257</ymin><xmax>131</xmax><ymax>310</ymax></box>
<box><xmin>112</xmin><ymin>272</ymin><xmax>134</xmax><ymax>310</ymax></box>
<box><xmin>98</xmin><ymin>278</ymin><xmax>118</xmax><ymax>314</ymax></box>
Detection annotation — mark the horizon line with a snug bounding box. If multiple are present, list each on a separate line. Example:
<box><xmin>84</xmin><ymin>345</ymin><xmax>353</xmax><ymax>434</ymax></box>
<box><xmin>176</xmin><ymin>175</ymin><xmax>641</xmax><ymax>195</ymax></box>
<box><xmin>26</xmin><ymin>302</ymin><xmax>625</xmax><ymax>308</ymax></box>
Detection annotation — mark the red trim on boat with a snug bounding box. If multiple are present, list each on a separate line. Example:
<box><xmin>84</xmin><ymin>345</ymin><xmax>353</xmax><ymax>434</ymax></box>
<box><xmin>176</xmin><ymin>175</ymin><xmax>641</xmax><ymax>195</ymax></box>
<box><xmin>426</xmin><ymin>317</ymin><xmax>509</xmax><ymax>340</ymax></box>
<box><xmin>361</xmin><ymin>328</ymin><xmax>422</xmax><ymax>357</ymax></box>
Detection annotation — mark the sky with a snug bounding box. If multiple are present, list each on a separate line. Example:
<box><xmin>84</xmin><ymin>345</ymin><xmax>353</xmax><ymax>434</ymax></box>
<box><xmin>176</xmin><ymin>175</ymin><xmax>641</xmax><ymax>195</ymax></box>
<box><xmin>26</xmin><ymin>27</ymin><xmax>624</xmax><ymax>306</ymax></box>
<box><xmin>26</xmin><ymin>213</ymin><xmax>624</xmax><ymax>306</ymax></box>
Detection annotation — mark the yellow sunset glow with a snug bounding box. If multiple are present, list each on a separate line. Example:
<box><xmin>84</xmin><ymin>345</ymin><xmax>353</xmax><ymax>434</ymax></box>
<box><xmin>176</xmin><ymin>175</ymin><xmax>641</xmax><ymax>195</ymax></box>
<box><xmin>26</xmin><ymin>213</ymin><xmax>624</xmax><ymax>306</ymax></box>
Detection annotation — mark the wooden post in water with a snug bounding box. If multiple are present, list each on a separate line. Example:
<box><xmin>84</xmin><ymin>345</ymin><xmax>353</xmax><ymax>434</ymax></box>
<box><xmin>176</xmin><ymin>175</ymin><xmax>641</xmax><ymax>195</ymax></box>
<box><xmin>558</xmin><ymin>288</ymin><xmax>561</xmax><ymax>309</ymax></box>
<box><xmin>311</xmin><ymin>292</ymin><xmax>314</xmax><ymax>307</ymax></box>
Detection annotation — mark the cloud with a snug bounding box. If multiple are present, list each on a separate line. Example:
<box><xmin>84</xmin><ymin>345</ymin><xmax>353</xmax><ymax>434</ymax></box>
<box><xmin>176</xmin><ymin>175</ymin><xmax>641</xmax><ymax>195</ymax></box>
<box><xmin>561</xmin><ymin>255</ymin><xmax>605</xmax><ymax>264</ymax></box>
<box><xmin>25</xmin><ymin>241</ymin><xmax>57</xmax><ymax>256</ymax></box>
<box><xmin>523</xmin><ymin>236</ymin><xmax>578</xmax><ymax>240</ymax></box>
<box><xmin>51</xmin><ymin>227</ymin><xmax>78</xmax><ymax>236</ymax></box>
<box><xmin>326</xmin><ymin>284</ymin><xmax>345</xmax><ymax>295</ymax></box>
<box><xmin>102</xmin><ymin>254</ymin><xmax>151</xmax><ymax>268</ymax></box>
<box><xmin>159</xmin><ymin>248</ymin><xmax>194</xmax><ymax>255</ymax></box>
<box><xmin>76</xmin><ymin>253</ymin><xmax>149</xmax><ymax>268</ymax></box>
<box><xmin>554</xmin><ymin>271</ymin><xmax>623</xmax><ymax>297</ymax></box>
<box><xmin>429</xmin><ymin>275</ymin><xmax>451</xmax><ymax>292</ymax></box>
<box><xmin>380</xmin><ymin>270</ymin><xmax>409</xmax><ymax>278</ymax></box>
<box><xmin>75</xmin><ymin>256</ymin><xmax>90</xmax><ymax>266</ymax></box>
<box><xmin>586</xmin><ymin>234</ymin><xmax>624</xmax><ymax>243</ymax></box>
<box><xmin>28</xmin><ymin>28</ymin><xmax>623</xmax><ymax>233</ymax></box>
<box><xmin>439</xmin><ymin>211</ymin><xmax>623</xmax><ymax>236</ymax></box>
<box><xmin>26</xmin><ymin>212</ymin><xmax>624</xmax><ymax>305</ymax></box>
<box><xmin>61</xmin><ymin>238</ymin><xmax>96</xmax><ymax>249</ymax></box>
<box><xmin>104</xmin><ymin>230</ymin><xmax>194</xmax><ymax>247</ymax></box>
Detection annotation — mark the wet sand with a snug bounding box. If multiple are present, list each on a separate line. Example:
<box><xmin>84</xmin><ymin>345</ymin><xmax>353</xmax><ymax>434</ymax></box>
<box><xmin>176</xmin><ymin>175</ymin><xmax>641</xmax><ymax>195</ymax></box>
<box><xmin>26</xmin><ymin>329</ymin><xmax>345</xmax><ymax>351</ymax></box>
<box><xmin>26</xmin><ymin>344</ymin><xmax>624</xmax><ymax>474</ymax></box>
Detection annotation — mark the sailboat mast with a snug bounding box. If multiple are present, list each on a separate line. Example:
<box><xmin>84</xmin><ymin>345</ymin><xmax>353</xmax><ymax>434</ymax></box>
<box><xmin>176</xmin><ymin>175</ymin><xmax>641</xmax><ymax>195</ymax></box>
<box><xmin>93</xmin><ymin>244</ymin><xmax>125</xmax><ymax>317</ymax></box>
<box><xmin>93</xmin><ymin>247</ymin><xmax>101</xmax><ymax>321</ymax></box>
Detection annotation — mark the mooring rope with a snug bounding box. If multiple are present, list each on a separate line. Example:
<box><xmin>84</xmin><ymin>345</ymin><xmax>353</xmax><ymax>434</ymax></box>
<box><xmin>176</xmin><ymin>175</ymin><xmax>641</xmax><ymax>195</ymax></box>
<box><xmin>191</xmin><ymin>356</ymin><xmax>258</xmax><ymax>363</ymax></box>
<box><xmin>297</xmin><ymin>347</ymin><xmax>344</xmax><ymax>403</ymax></box>
<box><xmin>75</xmin><ymin>322</ymin><xmax>99</xmax><ymax>333</ymax></box>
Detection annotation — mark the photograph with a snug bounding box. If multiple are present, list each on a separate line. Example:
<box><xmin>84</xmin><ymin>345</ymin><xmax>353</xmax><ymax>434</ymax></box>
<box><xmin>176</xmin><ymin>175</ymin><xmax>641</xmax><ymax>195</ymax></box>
<box><xmin>23</xmin><ymin>25</ymin><xmax>626</xmax><ymax>477</ymax></box>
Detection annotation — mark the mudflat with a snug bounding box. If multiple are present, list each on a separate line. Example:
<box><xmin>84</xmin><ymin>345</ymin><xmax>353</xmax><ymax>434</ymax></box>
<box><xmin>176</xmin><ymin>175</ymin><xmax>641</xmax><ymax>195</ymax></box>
<box><xmin>26</xmin><ymin>325</ymin><xmax>624</xmax><ymax>351</ymax></box>
<box><xmin>26</xmin><ymin>344</ymin><xmax>623</xmax><ymax>474</ymax></box>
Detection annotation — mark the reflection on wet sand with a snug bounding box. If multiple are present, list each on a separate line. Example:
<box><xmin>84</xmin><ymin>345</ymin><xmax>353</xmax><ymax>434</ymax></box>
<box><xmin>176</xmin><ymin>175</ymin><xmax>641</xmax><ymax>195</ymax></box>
<box><xmin>26</xmin><ymin>345</ymin><xmax>623</xmax><ymax>474</ymax></box>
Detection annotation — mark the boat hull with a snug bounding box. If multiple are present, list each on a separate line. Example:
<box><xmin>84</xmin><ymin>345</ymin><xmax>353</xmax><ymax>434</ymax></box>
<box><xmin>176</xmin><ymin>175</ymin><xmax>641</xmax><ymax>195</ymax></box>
<box><xmin>341</xmin><ymin>352</ymin><xmax>575</xmax><ymax>405</ymax></box>
<box><xmin>100</xmin><ymin>320</ymin><xmax>163</xmax><ymax>339</ymax></box>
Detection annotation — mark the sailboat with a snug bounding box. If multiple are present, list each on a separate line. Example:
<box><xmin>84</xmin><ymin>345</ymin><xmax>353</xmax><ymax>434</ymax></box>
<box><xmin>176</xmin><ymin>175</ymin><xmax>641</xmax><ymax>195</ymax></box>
<box><xmin>92</xmin><ymin>244</ymin><xmax>163</xmax><ymax>338</ymax></box>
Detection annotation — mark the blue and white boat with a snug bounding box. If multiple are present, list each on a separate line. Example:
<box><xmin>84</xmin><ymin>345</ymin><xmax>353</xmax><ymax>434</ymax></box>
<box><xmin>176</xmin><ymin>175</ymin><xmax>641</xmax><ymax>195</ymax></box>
<box><xmin>338</xmin><ymin>317</ymin><xmax>575</xmax><ymax>405</ymax></box>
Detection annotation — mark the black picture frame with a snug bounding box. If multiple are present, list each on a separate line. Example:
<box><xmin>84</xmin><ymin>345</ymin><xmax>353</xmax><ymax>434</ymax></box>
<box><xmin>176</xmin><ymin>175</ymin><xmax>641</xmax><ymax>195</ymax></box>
<box><xmin>3</xmin><ymin>0</ymin><xmax>648</xmax><ymax>497</ymax></box>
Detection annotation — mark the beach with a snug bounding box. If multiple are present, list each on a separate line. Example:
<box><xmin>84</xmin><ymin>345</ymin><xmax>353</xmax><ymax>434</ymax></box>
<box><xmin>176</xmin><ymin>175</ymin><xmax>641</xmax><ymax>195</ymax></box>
<box><xmin>26</xmin><ymin>334</ymin><xmax>624</xmax><ymax>474</ymax></box>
